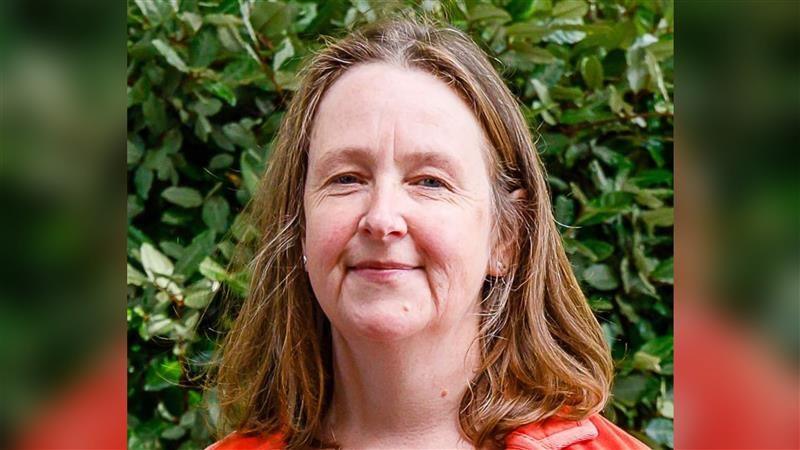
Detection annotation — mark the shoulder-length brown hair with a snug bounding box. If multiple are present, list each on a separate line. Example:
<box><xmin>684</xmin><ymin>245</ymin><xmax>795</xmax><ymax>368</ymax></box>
<box><xmin>213</xmin><ymin>16</ymin><xmax>613</xmax><ymax>449</ymax></box>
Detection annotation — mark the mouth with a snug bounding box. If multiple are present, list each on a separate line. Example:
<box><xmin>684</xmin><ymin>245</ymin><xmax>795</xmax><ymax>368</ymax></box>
<box><xmin>348</xmin><ymin>261</ymin><xmax>421</xmax><ymax>281</ymax></box>
<box><xmin>350</xmin><ymin>261</ymin><xmax>418</xmax><ymax>270</ymax></box>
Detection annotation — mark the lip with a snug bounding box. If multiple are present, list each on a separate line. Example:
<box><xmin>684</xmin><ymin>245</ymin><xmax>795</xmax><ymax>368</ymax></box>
<box><xmin>348</xmin><ymin>261</ymin><xmax>421</xmax><ymax>282</ymax></box>
<box><xmin>350</xmin><ymin>260</ymin><xmax>418</xmax><ymax>270</ymax></box>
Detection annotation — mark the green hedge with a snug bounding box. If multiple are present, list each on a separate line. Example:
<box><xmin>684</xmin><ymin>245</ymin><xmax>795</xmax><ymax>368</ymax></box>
<box><xmin>126</xmin><ymin>1</ymin><xmax>673</xmax><ymax>448</ymax></box>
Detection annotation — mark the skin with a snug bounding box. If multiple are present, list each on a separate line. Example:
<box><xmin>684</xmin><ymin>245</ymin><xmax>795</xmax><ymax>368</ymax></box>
<box><xmin>303</xmin><ymin>62</ymin><xmax>512</xmax><ymax>449</ymax></box>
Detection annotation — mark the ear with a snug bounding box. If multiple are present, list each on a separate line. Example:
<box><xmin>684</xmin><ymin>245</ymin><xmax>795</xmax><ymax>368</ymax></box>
<box><xmin>300</xmin><ymin>236</ymin><xmax>307</xmax><ymax>272</ymax></box>
<box><xmin>487</xmin><ymin>188</ymin><xmax>527</xmax><ymax>277</ymax></box>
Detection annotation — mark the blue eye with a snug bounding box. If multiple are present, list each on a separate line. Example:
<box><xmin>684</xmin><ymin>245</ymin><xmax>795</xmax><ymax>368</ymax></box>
<box><xmin>334</xmin><ymin>174</ymin><xmax>359</xmax><ymax>184</ymax></box>
<box><xmin>417</xmin><ymin>177</ymin><xmax>444</xmax><ymax>188</ymax></box>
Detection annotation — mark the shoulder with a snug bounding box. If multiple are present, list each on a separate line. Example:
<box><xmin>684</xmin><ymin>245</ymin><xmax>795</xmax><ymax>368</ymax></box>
<box><xmin>205</xmin><ymin>432</ymin><xmax>284</xmax><ymax>450</ymax></box>
<box><xmin>505</xmin><ymin>413</ymin><xmax>651</xmax><ymax>450</ymax></box>
<box><xmin>204</xmin><ymin>414</ymin><xmax>649</xmax><ymax>450</ymax></box>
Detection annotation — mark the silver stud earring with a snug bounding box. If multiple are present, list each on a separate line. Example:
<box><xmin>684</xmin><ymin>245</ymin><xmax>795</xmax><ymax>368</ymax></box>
<box><xmin>302</xmin><ymin>255</ymin><xmax>307</xmax><ymax>265</ymax></box>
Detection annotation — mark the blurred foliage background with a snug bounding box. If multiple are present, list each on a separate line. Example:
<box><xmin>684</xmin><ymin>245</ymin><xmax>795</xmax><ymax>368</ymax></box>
<box><xmin>126</xmin><ymin>0</ymin><xmax>673</xmax><ymax>448</ymax></box>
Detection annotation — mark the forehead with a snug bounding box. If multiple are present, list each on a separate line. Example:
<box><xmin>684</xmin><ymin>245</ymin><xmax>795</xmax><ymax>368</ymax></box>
<box><xmin>308</xmin><ymin>62</ymin><xmax>488</xmax><ymax>166</ymax></box>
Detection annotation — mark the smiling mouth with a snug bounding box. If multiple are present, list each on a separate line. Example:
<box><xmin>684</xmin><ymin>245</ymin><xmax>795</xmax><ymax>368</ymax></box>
<box><xmin>348</xmin><ymin>265</ymin><xmax>421</xmax><ymax>282</ymax></box>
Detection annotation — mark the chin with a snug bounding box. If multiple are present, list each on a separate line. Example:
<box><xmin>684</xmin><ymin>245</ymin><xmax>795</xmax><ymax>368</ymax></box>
<box><xmin>340</xmin><ymin>300</ymin><xmax>431</xmax><ymax>342</ymax></box>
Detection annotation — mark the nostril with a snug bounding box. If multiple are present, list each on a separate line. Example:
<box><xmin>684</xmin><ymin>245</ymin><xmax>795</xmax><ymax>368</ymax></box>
<box><xmin>357</xmin><ymin>212</ymin><xmax>407</xmax><ymax>240</ymax></box>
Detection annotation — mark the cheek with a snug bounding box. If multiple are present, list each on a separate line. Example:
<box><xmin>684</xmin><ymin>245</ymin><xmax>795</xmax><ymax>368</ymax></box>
<box><xmin>414</xmin><ymin>202</ymin><xmax>492</xmax><ymax>291</ymax></box>
<box><xmin>304</xmin><ymin>200</ymin><xmax>359</xmax><ymax>288</ymax></box>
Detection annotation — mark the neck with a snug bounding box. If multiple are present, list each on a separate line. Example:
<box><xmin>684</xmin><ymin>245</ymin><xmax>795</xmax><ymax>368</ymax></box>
<box><xmin>326</xmin><ymin>317</ymin><xmax>481</xmax><ymax>449</ymax></box>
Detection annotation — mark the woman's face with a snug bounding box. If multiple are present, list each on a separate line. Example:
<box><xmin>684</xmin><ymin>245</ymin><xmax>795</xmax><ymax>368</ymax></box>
<box><xmin>303</xmin><ymin>62</ymin><xmax>497</xmax><ymax>342</ymax></box>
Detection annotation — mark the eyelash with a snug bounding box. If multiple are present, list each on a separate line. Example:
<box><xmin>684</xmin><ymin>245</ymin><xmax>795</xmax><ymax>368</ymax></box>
<box><xmin>333</xmin><ymin>174</ymin><xmax>361</xmax><ymax>185</ymax></box>
<box><xmin>330</xmin><ymin>174</ymin><xmax>448</xmax><ymax>189</ymax></box>
<box><xmin>414</xmin><ymin>177</ymin><xmax>445</xmax><ymax>189</ymax></box>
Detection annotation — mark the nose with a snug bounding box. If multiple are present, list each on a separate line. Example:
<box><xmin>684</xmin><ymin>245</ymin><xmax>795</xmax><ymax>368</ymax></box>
<box><xmin>357</xmin><ymin>183</ymin><xmax>408</xmax><ymax>242</ymax></box>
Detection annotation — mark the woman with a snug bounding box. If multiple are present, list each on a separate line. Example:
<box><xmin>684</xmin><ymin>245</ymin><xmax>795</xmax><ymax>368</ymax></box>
<box><xmin>209</xmin><ymin>17</ymin><xmax>650</xmax><ymax>450</ymax></box>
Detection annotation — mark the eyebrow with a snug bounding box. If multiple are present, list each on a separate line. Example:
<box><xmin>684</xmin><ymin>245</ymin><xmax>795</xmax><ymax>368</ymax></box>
<box><xmin>313</xmin><ymin>146</ymin><xmax>464</xmax><ymax>178</ymax></box>
<box><xmin>314</xmin><ymin>146</ymin><xmax>373</xmax><ymax>170</ymax></box>
<box><xmin>403</xmin><ymin>150</ymin><xmax>463</xmax><ymax>178</ymax></box>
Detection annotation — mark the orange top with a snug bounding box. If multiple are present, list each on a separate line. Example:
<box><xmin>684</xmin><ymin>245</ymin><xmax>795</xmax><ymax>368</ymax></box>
<box><xmin>207</xmin><ymin>414</ymin><xmax>650</xmax><ymax>449</ymax></box>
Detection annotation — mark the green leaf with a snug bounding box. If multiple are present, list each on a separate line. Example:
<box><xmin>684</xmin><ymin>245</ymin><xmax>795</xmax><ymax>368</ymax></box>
<box><xmin>161</xmin><ymin>187</ymin><xmax>203</xmax><ymax>208</ymax></box>
<box><xmin>174</xmin><ymin>230</ymin><xmax>216</xmax><ymax>277</ymax></box>
<box><xmin>126</xmin><ymin>195</ymin><xmax>144</xmax><ymax>221</ymax></box>
<box><xmin>144</xmin><ymin>358</ymin><xmax>182</xmax><ymax>392</ymax></box>
<box><xmin>199</xmin><ymin>257</ymin><xmax>227</xmax><ymax>282</ymax></box>
<box><xmin>189</xmin><ymin>97</ymin><xmax>222</xmax><ymax>117</ymax></box>
<box><xmin>560</xmin><ymin>106</ymin><xmax>614</xmax><ymax>125</ymax></box>
<box><xmin>509</xmin><ymin>43</ymin><xmax>558</xmax><ymax>64</ymax></box>
<box><xmin>209</xmin><ymin>154</ymin><xmax>234</xmax><ymax>170</ymax></box>
<box><xmin>640</xmin><ymin>207</ymin><xmax>674</xmax><ymax>234</ymax></box>
<box><xmin>633</xmin><ymin>351</ymin><xmax>662</xmax><ymax>373</ymax></box>
<box><xmin>588</xmin><ymin>297</ymin><xmax>613</xmax><ymax>311</ymax></box>
<box><xmin>161</xmin><ymin>129</ymin><xmax>182</xmax><ymax>154</ymax></box>
<box><xmin>576</xmin><ymin>192</ymin><xmax>634</xmax><ymax>225</ymax></box>
<box><xmin>241</xmin><ymin>149</ymin><xmax>264</xmax><ymax>194</ymax></box>
<box><xmin>183</xmin><ymin>279</ymin><xmax>216</xmax><ymax>309</ymax></box>
<box><xmin>592</xmin><ymin>145</ymin><xmax>633</xmax><ymax>171</ymax></box>
<box><xmin>651</xmin><ymin>257</ymin><xmax>674</xmax><ymax>284</ymax></box>
<box><xmin>645</xmin><ymin>418</ymin><xmax>674</xmax><ymax>448</ymax></box>
<box><xmin>159</xmin><ymin>241</ymin><xmax>185</xmax><ymax>260</ymax></box>
<box><xmin>231</xmin><ymin>213</ymin><xmax>259</xmax><ymax>243</ymax></box>
<box><xmin>506</xmin><ymin>0</ymin><xmax>538</xmax><ymax>20</ymax></box>
<box><xmin>127</xmin><ymin>139</ymin><xmax>144</xmax><ymax>165</ymax></box>
<box><xmin>134</xmin><ymin>0</ymin><xmax>172</xmax><ymax>26</ymax></box>
<box><xmin>140</xmin><ymin>243</ymin><xmax>182</xmax><ymax>298</ymax></box>
<box><xmin>552</xmin><ymin>0</ymin><xmax>588</xmax><ymax>20</ymax></box>
<box><xmin>140</xmin><ymin>242</ymin><xmax>174</xmax><ymax>279</ymax></box>
<box><xmin>613</xmin><ymin>374</ymin><xmax>652</xmax><ymax>407</ymax></box>
<box><xmin>205</xmin><ymin>13</ymin><xmax>242</xmax><ymax>27</ymax></box>
<box><xmin>222</xmin><ymin>122</ymin><xmax>257</xmax><ymax>148</ymax></box>
<box><xmin>251</xmin><ymin>0</ymin><xmax>292</xmax><ymax>40</ymax></box>
<box><xmin>658</xmin><ymin>385</ymin><xmax>674</xmax><ymax>419</ymax></box>
<box><xmin>190</xmin><ymin>29</ymin><xmax>220</xmax><ymax>67</ymax></box>
<box><xmin>272</xmin><ymin>37</ymin><xmax>295</xmax><ymax>71</ymax></box>
<box><xmin>468</xmin><ymin>4</ymin><xmax>512</xmax><ymax>23</ymax></box>
<box><xmin>134</xmin><ymin>166</ymin><xmax>153</xmax><ymax>199</ymax></box>
<box><xmin>583</xmin><ymin>264</ymin><xmax>619</xmax><ymax>291</ymax></box>
<box><xmin>564</xmin><ymin>143</ymin><xmax>588</xmax><ymax>168</ymax></box>
<box><xmin>647</xmin><ymin>38</ymin><xmax>674</xmax><ymax>61</ymax></box>
<box><xmin>128</xmin><ymin>76</ymin><xmax>150</xmax><ymax>107</ymax></box>
<box><xmin>549</xmin><ymin>85</ymin><xmax>583</xmax><ymax>101</ymax></box>
<box><xmin>225</xmin><ymin>270</ymin><xmax>250</xmax><ymax>296</ymax></box>
<box><xmin>582</xmin><ymin>239</ymin><xmax>614</xmax><ymax>261</ymax></box>
<box><xmin>179</xmin><ymin>11</ymin><xmax>203</xmax><ymax>32</ymax></box>
<box><xmin>506</xmin><ymin>21</ymin><xmax>548</xmax><ymax>41</ymax></box>
<box><xmin>152</xmin><ymin>39</ymin><xmax>189</xmax><ymax>72</ymax></box>
<box><xmin>607</xmin><ymin>84</ymin><xmax>627</xmax><ymax>114</ymax></box>
<box><xmin>620</xmin><ymin>255</ymin><xmax>658</xmax><ymax>298</ymax></box>
<box><xmin>205</xmin><ymin>81</ymin><xmax>237</xmax><ymax>106</ymax></box>
<box><xmin>629</xmin><ymin>169</ymin><xmax>673</xmax><ymax>187</ymax></box>
<box><xmin>195</xmin><ymin>115</ymin><xmax>212</xmax><ymax>142</ymax></box>
<box><xmin>184</xmin><ymin>290</ymin><xmax>212</xmax><ymax>310</ymax></box>
<box><xmin>530</xmin><ymin>78</ymin><xmax>554</xmax><ymax>106</ymax></box>
<box><xmin>588</xmin><ymin>160</ymin><xmax>611</xmax><ymax>192</ymax></box>
<box><xmin>580</xmin><ymin>55</ymin><xmax>603</xmax><ymax>90</ymax></box>
<box><xmin>202</xmin><ymin>196</ymin><xmax>230</xmax><ymax>233</ymax></box>
<box><xmin>161</xmin><ymin>425</ymin><xmax>186</xmax><ymax>440</ymax></box>
<box><xmin>626</xmin><ymin>35</ymin><xmax>658</xmax><ymax>92</ymax></box>
<box><xmin>554</xmin><ymin>195</ymin><xmax>575</xmax><ymax>225</ymax></box>
<box><xmin>142</xmin><ymin>93</ymin><xmax>168</xmax><ymax>134</ymax></box>
<box><xmin>639</xmin><ymin>335</ymin><xmax>674</xmax><ymax>360</ymax></box>
<box><xmin>645</xmin><ymin>49</ymin><xmax>670</xmax><ymax>101</ymax></box>
<box><xmin>127</xmin><ymin>263</ymin><xmax>148</xmax><ymax>286</ymax></box>
<box><xmin>293</xmin><ymin>2</ymin><xmax>318</xmax><ymax>32</ymax></box>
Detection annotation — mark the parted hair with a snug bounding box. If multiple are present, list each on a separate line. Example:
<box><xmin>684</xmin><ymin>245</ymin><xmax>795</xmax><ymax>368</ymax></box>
<box><xmin>212</xmin><ymin>16</ymin><xmax>613</xmax><ymax>449</ymax></box>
